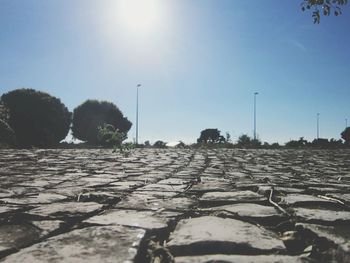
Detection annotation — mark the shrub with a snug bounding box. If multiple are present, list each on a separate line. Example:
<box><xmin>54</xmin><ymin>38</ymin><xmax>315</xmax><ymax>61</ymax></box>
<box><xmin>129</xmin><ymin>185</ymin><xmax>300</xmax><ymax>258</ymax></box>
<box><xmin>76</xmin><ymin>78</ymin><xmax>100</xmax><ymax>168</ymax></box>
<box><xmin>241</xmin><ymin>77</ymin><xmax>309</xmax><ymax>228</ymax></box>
<box><xmin>153</xmin><ymin>140</ymin><xmax>167</xmax><ymax>148</ymax></box>
<box><xmin>197</xmin><ymin>128</ymin><xmax>225</xmax><ymax>144</ymax></box>
<box><xmin>1</xmin><ymin>89</ymin><xmax>71</xmax><ymax>148</ymax></box>
<box><xmin>0</xmin><ymin>101</ymin><xmax>10</xmax><ymax>123</ymax></box>
<box><xmin>236</xmin><ymin>134</ymin><xmax>261</xmax><ymax>148</ymax></box>
<box><xmin>341</xmin><ymin>127</ymin><xmax>350</xmax><ymax>145</ymax></box>
<box><xmin>97</xmin><ymin>123</ymin><xmax>127</xmax><ymax>146</ymax></box>
<box><xmin>0</xmin><ymin>119</ymin><xmax>16</xmax><ymax>148</ymax></box>
<box><xmin>72</xmin><ymin>100</ymin><xmax>132</xmax><ymax>144</ymax></box>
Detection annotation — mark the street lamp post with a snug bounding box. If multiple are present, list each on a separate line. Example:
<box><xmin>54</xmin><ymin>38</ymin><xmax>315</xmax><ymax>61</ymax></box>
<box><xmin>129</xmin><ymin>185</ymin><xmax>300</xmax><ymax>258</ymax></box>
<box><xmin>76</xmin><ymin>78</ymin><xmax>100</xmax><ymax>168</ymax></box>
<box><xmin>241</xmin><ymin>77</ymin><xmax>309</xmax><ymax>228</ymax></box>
<box><xmin>254</xmin><ymin>92</ymin><xmax>258</xmax><ymax>141</ymax></box>
<box><xmin>136</xmin><ymin>84</ymin><xmax>141</xmax><ymax>145</ymax></box>
<box><xmin>346</xmin><ymin>118</ymin><xmax>348</xmax><ymax>128</ymax></box>
<box><xmin>317</xmin><ymin>113</ymin><xmax>320</xmax><ymax>139</ymax></box>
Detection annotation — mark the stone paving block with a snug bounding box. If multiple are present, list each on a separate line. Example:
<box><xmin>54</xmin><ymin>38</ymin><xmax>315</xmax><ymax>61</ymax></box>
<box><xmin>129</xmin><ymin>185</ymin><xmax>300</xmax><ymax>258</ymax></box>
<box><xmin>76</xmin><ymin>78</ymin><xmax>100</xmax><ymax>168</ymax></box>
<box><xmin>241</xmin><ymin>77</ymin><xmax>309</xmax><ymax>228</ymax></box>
<box><xmin>280</xmin><ymin>194</ymin><xmax>337</xmax><ymax>206</ymax></box>
<box><xmin>0</xmin><ymin>193</ymin><xmax>67</xmax><ymax>205</ymax></box>
<box><xmin>85</xmin><ymin>209</ymin><xmax>169</xmax><ymax>230</ymax></box>
<box><xmin>200</xmin><ymin>191</ymin><xmax>265</xmax><ymax>205</ymax></box>
<box><xmin>31</xmin><ymin>220</ymin><xmax>63</xmax><ymax>236</ymax></box>
<box><xmin>294</xmin><ymin>207</ymin><xmax>350</xmax><ymax>223</ymax></box>
<box><xmin>175</xmin><ymin>254</ymin><xmax>306</xmax><ymax>263</ymax></box>
<box><xmin>27</xmin><ymin>202</ymin><xmax>104</xmax><ymax>218</ymax></box>
<box><xmin>116</xmin><ymin>193</ymin><xmax>196</xmax><ymax>211</ymax></box>
<box><xmin>167</xmin><ymin>216</ymin><xmax>285</xmax><ymax>256</ymax></box>
<box><xmin>0</xmin><ymin>226</ymin><xmax>145</xmax><ymax>263</ymax></box>
<box><xmin>202</xmin><ymin>203</ymin><xmax>282</xmax><ymax>219</ymax></box>
<box><xmin>0</xmin><ymin>224</ymin><xmax>42</xmax><ymax>254</ymax></box>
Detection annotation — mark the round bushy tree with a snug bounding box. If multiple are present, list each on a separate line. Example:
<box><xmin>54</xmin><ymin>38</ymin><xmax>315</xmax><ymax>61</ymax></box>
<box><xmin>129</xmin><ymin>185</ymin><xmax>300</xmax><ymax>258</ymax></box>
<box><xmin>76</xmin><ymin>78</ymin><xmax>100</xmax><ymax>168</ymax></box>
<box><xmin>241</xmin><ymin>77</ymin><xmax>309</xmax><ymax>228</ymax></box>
<box><xmin>1</xmin><ymin>89</ymin><xmax>71</xmax><ymax>148</ymax></box>
<box><xmin>0</xmin><ymin>119</ymin><xmax>16</xmax><ymax>148</ymax></box>
<box><xmin>72</xmin><ymin>100</ymin><xmax>132</xmax><ymax>144</ymax></box>
<box><xmin>341</xmin><ymin>127</ymin><xmax>350</xmax><ymax>145</ymax></box>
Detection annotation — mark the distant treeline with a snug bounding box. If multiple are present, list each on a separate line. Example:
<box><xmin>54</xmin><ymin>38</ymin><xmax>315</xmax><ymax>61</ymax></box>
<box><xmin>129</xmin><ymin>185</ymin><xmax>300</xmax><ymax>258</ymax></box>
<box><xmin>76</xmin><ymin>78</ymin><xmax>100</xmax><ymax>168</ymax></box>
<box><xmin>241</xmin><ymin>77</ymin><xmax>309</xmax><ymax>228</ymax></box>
<box><xmin>1</xmin><ymin>88</ymin><xmax>349</xmax><ymax>149</ymax></box>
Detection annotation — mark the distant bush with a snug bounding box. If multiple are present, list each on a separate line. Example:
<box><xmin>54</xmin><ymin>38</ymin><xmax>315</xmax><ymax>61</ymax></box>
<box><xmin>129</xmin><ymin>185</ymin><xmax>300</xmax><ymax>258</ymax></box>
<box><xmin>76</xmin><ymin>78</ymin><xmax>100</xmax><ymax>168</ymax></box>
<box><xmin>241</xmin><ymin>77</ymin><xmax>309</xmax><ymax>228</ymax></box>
<box><xmin>1</xmin><ymin>89</ymin><xmax>71</xmax><ymax>148</ymax></box>
<box><xmin>97</xmin><ymin>123</ymin><xmax>127</xmax><ymax>147</ymax></box>
<box><xmin>197</xmin><ymin>128</ymin><xmax>226</xmax><ymax>144</ymax></box>
<box><xmin>72</xmin><ymin>100</ymin><xmax>132</xmax><ymax>144</ymax></box>
<box><xmin>341</xmin><ymin>127</ymin><xmax>350</xmax><ymax>146</ymax></box>
<box><xmin>236</xmin><ymin>134</ymin><xmax>261</xmax><ymax>148</ymax></box>
<box><xmin>153</xmin><ymin>140</ymin><xmax>167</xmax><ymax>148</ymax></box>
<box><xmin>285</xmin><ymin>137</ymin><xmax>308</xmax><ymax>148</ymax></box>
<box><xmin>0</xmin><ymin>119</ymin><xmax>16</xmax><ymax>148</ymax></box>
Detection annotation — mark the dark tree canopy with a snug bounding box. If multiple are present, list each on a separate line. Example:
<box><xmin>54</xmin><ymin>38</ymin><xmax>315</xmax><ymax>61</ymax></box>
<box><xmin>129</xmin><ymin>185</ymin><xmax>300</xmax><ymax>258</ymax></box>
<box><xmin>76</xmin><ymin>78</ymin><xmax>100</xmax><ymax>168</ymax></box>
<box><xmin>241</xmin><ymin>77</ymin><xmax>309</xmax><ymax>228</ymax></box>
<box><xmin>72</xmin><ymin>100</ymin><xmax>132</xmax><ymax>144</ymax></box>
<box><xmin>1</xmin><ymin>89</ymin><xmax>71</xmax><ymax>148</ymax></box>
<box><xmin>341</xmin><ymin>127</ymin><xmax>350</xmax><ymax>145</ymax></box>
<box><xmin>0</xmin><ymin>101</ymin><xmax>9</xmax><ymax>123</ymax></box>
<box><xmin>0</xmin><ymin>119</ymin><xmax>16</xmax><ymax>147</ymax></box>
<box><xmin>197</xmin><ymin>128</ymin><xmax>225</xmax><ymax>144</ymax></box>
<box><xmin>301</xmin><ymin>0</ymin><xmax>348</xmax><ymax>23</ymax></box>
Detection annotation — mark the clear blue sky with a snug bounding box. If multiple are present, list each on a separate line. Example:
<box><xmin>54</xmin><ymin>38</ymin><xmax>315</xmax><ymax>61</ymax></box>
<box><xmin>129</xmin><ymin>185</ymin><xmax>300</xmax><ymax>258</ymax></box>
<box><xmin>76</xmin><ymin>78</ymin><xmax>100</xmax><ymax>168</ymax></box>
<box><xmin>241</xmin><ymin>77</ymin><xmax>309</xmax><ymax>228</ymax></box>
<box><xmin>0</xmin><ymin>0</ymin><xmax>349</xmax><ymax>144</ymax></box>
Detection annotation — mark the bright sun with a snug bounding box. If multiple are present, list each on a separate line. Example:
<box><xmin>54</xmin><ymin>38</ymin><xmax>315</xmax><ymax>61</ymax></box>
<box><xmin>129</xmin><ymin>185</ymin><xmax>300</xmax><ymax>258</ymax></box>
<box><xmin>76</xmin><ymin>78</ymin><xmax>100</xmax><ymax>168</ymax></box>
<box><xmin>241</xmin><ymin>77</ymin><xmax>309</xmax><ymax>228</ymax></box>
<box><xmin>117</xmin><ymin>0</ymin><xmax>160</xmax><ymax>34</ymax></box>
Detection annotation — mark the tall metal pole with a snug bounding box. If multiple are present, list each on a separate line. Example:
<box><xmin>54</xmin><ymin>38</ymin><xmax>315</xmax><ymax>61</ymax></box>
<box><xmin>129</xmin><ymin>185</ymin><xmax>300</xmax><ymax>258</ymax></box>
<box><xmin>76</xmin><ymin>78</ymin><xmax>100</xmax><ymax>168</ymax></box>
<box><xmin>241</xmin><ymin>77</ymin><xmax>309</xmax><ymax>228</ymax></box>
<box><xmin>346</xmin><ymin>118</ymin><xmax>348</xmax><ymax>128</ymax></box>
<box><xmin>136</xmin><ymin>84</ymin><xmax>141</xmax><ymax>145</ymax></box>
<box><xmin>317</xmin><ymin>113</ymin><xmax>320</xmax><ymax>139</ymax></box>
<box><xmin>254</xmin><ymin>92</ymin><xmax>258</xmax><ymax>140</ymax></box>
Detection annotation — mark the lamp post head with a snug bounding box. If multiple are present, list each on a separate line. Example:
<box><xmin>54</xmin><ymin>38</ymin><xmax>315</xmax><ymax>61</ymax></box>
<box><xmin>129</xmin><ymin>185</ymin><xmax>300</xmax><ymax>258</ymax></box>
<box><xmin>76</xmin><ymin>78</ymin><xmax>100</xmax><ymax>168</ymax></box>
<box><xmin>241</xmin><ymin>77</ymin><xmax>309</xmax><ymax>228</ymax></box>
<box><xmin>137</xmin><ymin>84</ymin><xmax>141</xmax><ymax>87</ymax></box>
<box><xmin>254</xmin><ymin>92</ymin><xmax>259</xmax><ymax>95</ymax></box>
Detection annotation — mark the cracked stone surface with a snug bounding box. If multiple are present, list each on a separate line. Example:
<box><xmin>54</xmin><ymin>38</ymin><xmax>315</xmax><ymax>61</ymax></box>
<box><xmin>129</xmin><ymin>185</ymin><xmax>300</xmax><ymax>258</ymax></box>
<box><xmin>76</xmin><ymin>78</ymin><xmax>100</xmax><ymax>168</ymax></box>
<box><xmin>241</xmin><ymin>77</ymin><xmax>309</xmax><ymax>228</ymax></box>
<box><xmin>0</xmin><ymin>148</ymin><xmax>349</xmax><ymax>262</ymax></box>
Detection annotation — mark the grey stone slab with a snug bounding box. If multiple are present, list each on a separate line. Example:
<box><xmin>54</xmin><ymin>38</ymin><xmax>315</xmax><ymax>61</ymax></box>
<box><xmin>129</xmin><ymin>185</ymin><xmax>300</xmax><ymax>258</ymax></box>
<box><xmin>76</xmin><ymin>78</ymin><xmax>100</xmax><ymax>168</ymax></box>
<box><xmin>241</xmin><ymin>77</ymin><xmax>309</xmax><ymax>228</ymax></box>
<box><xmin>202</xmin><ymin>203</ymin><xmax>281</xmax><ymax>219</ymax></box>
<box><xmin>0</xmin><ymin>193</ymin><xmax>67</xmax><ymax>205</ymax></box>
<box><xmin>0</xmin><ymin>224</ymin><xmax>42</xmax><ymax>254</ymax></box>
<box><xmin>0</xmin><ymin>226</ymin><xmax>145</xmax><ymax>263</ymax></box>
<box><xmin>116</xmin><ymin>193</ymin><xmax>196</xmax><ymax>211</ymax></box>
<box><xmin>175</xmin><ymin>254</ymin><xmax>306</xmax><ymax>263</ymax></box>
<box><xmin>31</xmin><ymin>220</ymin><xmax>63</xmax><ymax>236</ymax></box>
<box><xmin>0</xmin><ymin>206</ymin><xmax>20</xmax><ymax>215</ymax></box>
<box><xmin>294</xmin><ymin>208</ymin><xmax>350</xmax><ymax>223</ymax></box>
<box><xmin>200</xmin><ymin>191</ymin><xmax>265</xmax><ymax>204</ymax></box>
<box><xmin>85</xmin><ymin>209</ymin><xmax>168</xmax><ymax>230</ymax></box>
<box><xmin>167</xmin><ymin>216</ymin><xmax>285</xmax><ymax>256</ymax></box>
<box><xmin>138</xmin><ymin>183</ymin><xmax>186</xmax><ymax>192</ymax></box>
<box><xmin>280</xmin><ymin>194</ymin><xmax>337</xmax><ymax>206</ymax></box>
<box><xmin>27</xmin><ymin>202</ymin><xmax>103</xmax><ymax>218</ymax></box>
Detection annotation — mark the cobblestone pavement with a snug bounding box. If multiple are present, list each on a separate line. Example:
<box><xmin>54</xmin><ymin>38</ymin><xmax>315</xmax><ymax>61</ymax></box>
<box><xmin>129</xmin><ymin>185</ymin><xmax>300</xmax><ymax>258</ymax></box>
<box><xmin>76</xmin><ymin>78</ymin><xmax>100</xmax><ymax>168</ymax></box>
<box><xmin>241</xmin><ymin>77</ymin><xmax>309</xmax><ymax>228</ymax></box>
<box><xmin>0</xmin><ymin>149</ymin><xmax>349</xmax><ymax>262</ymax></box>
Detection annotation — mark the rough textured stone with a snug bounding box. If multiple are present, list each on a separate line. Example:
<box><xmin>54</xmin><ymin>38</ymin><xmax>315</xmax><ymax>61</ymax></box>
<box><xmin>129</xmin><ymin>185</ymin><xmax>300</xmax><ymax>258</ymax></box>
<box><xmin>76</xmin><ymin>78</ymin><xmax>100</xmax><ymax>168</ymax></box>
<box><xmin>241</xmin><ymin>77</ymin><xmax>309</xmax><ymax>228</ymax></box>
<box><xmin>200</xmin><ymin>191</ymin><xmax>265</xmax><ymax>204</ymax></box>
<box><xmin>27</xmin><ymin>202</ymin><xmax>103</xmax><ymax>218</ymax></box>
<box><xmin>203</xmin><ymin>203</ymin><xmax>282</xmax><ymax>219</ymax></box>
<box><xmin>0</xmin><ymin>224</ymin><xmax>42</xmax><ymax>254</ymax></box>
<box><xmin>280</xmin><ymin>194</ymin><xmax>337</xmax><ymax>206</ymax></box>
<box><xmin>85</xmin><ymin>209</ymin><xmax>168</xmax><ymax>230</ymax></box>
<box><xmin>167</xmin><ymin>216</ymin><xmax>285</xmax><ymax>256</ymax></box>
<box><xmin>0</xmin><ymin>148</ymin><xmax>349</xmax><ymax>262</ymax></box>
<box><xmin>175</xmin><ymin>254</ymin><xmax>306</xmax><ymax>263</ymax></box>
<box><xmin>0</xmin><ymin>226</ymin><xmax>145</xmax><ymax>263</ymax></box>
<box><xmin>294</xmin><ymin>207</ymin><xmax>350</xmax><ymax>223</ymax></box>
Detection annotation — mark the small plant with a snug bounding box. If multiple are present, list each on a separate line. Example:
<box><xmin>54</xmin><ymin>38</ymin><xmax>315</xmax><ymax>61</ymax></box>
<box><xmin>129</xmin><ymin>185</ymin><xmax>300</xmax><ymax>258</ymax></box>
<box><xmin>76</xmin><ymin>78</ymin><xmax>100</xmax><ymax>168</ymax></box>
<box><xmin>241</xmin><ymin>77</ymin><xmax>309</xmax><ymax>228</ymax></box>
<box><xmin>97</xmin><ymin>123</ymin><xmax>127</xmax><ymax>147</ymax></box>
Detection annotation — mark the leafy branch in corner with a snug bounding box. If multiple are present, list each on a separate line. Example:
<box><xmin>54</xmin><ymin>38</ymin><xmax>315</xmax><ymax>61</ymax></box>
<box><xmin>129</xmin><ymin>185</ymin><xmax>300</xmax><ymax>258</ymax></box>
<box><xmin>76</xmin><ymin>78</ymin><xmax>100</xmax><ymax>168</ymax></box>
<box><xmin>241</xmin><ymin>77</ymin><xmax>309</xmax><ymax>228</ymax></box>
<box><xmin>301</xmin><ymin>0</ymin><xmax>347</xmax><ymax>23</ymax></box>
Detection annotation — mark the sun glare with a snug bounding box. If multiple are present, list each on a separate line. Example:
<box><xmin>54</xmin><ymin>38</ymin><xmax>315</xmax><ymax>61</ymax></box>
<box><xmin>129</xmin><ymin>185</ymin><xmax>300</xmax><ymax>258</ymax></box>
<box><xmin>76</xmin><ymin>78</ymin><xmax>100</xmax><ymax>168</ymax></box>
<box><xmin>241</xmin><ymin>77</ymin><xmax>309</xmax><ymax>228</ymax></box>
<box><xmin>117</xmin><ymin>0</ymin><xmax>160</xmax><ymax>34</ymax></box>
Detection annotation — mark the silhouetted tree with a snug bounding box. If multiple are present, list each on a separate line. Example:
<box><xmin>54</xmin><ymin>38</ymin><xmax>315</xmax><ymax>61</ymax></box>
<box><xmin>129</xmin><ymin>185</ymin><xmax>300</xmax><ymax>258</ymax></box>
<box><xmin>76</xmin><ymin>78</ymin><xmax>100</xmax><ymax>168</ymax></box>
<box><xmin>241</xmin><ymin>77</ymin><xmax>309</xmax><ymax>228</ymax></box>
<box><xmin>237</xmin><ymin>134</ymin><xmax>252</xmax><ymax>147</ymax></box>
<box><xmin>285</xmin><ymin>137</ymin><xmax>308</xmax><ymax>148</ymax></box>
<box><xmin>1</xmin><ymin>89</ymin><xmax>71</xmax><ymax>148</ymax></box>
<box><xmin>153</xmin><ymin>140</ymin><xmax>167</xmax><ymax>148</ymax></box>
<box><xmin>301</xmin><ymin>0</ymin><xmax>347</xmax><ymax>23</ymax></box>
<box><xmin>72</xmin><ymin>100</ymin><xmax>131</xmax><ymax>144</ymax></box>
<box><xmin>0</xmin><ymin>119</ymin><xmax>16</xmax><ymax>148</ymax></box>
<box><xmin>0</xmin><ymin>101</ymin><xmax>9</xmax><ymax>123</ymax></box>
<box><xmin>341</xmin><ymin>127</ymin><xmax>350</xmax><ymax>145</ymax></box>
<box><xmin>197</xmin><ymin>128</ymin><xmax>225</xmax><ymax>144</ymax></box>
